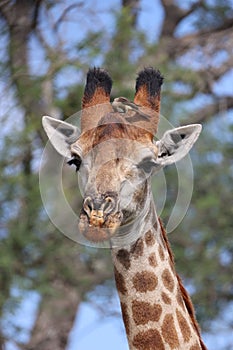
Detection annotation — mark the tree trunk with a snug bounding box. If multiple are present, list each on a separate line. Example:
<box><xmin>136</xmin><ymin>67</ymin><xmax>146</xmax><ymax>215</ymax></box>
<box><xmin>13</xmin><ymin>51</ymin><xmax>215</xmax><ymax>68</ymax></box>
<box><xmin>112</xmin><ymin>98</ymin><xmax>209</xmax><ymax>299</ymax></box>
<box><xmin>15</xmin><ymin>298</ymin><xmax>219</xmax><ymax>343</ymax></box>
<box><xmin>24</xmin><ymin>280</ymin><xmax>80</xmax><ymax>350</ymax></box>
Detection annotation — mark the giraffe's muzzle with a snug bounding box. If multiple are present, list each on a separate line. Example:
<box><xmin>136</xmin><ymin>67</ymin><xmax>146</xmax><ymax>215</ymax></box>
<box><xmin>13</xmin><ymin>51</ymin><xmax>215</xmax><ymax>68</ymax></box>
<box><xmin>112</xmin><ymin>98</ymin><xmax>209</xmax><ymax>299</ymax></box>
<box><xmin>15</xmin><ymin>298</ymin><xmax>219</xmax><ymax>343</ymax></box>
<box><xmin>79</xmin><ymin>195</ymin><xmax>122</xmax><ymax>242</ymax></box>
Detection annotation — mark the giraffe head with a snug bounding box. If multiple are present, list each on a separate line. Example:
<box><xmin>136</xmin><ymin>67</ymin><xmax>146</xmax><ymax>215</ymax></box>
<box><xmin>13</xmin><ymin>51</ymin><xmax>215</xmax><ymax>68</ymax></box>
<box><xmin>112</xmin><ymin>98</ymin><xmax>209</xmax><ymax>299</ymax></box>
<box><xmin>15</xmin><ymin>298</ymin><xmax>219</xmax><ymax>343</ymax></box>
<box><xmin>42</xmin><ymin>68</ymin><xmax>201</xmax><ymax>246</ymax></box>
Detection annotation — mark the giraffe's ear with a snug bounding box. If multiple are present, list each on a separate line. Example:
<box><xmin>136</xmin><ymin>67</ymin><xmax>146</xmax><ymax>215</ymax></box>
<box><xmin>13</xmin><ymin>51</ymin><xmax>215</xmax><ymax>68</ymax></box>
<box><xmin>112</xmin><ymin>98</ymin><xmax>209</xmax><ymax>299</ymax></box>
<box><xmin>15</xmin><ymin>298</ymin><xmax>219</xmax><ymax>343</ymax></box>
<box><xmin>155</xmin><ymin>124</ymin><xmax>202</xmax><ymax>167</ymax></box>
<box><xmin>42</xmin><ymin>116</ymin><xmax>80</xmax><ymax>157</ymax></box>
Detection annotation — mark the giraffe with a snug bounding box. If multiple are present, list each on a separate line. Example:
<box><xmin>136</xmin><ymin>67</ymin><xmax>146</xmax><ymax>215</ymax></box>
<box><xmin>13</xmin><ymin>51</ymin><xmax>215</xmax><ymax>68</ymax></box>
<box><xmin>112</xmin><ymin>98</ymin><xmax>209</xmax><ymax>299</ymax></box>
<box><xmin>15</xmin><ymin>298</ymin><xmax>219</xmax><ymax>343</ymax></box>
<box><xmin>42</xmin><ymin>67</ymin><xmax>207</xmax><ymax>350</ymax></box>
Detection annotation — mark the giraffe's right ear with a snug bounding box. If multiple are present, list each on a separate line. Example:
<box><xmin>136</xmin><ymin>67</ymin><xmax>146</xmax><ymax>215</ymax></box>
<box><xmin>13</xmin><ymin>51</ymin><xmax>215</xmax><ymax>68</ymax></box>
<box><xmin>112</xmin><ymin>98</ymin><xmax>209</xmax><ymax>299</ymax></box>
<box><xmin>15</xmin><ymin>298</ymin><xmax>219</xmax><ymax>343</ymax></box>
<box><xmin>42</xmin><ymin>116</ymin><xmax>80</xmax><ymax>157</ymax></box>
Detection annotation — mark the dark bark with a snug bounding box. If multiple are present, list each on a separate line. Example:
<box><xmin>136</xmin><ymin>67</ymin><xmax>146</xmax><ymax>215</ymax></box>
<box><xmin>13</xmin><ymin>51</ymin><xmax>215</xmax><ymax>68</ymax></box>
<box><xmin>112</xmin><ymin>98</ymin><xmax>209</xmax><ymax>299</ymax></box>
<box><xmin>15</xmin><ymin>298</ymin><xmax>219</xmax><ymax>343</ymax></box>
<box><xmin>160</xmin><ymin>0</ymin><xmax>201</xmax><ymax>37</ymax></box>
<box><xmin>0</xmin><ymin>333</ymin><xmax>4</xmax><ymax>350</ymax></box>
<box><xmin>0</xmin><ymin>0</ymin><xmax>53</xmax><ymax>143</ymax></box>
<box><xmin>23</xmin><ymin>242</ymin><xmax>113</xmax><ymax>350</ymax></box>
<box><xmin>24</xmin><ymin>281</ymin><xmax>81</xmax><ymax>350</ymax></box>
<box><xmin>183</xmin><ymin>96</ymin><xmax>233</xmax><ymax>124</ymax></box>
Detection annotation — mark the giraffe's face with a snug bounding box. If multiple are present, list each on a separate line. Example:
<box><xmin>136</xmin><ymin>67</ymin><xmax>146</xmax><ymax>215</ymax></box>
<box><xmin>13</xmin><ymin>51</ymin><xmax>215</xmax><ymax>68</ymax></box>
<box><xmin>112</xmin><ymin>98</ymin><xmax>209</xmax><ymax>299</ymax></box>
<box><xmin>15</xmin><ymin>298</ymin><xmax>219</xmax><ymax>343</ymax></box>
<box><xmin>42</xmin><ymin>68</ymin><xmax>201</xmax><ymax>246</ymax></box>
<box><xmin>42</xmin><ymin>113</ymin><xmax>202</xmax><ymax>245</ymax></box>
<box><xmin>70</xmin><ymin>122</ymin><xmax>159</xmax><ymax>243</ymax></box>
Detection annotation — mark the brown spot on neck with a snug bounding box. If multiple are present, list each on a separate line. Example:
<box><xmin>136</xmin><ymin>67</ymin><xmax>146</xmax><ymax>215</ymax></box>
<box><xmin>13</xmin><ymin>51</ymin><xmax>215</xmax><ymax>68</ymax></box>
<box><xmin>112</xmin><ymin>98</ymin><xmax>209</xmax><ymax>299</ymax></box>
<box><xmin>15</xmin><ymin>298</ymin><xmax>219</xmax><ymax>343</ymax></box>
<box><xmin>130</xmin><ymin>237</ymin><xmax>144</xmax><ymax>258</ymax></box>
<box><xmin>176</xmin><ymin>287</ymin><xmax>185</xmax><ymax>310</ymax></box>
<box><xmin>153</xmin><ymin>220</ymin><xmax>158</xmax><ymax>231</ymax></box>
<box><xmin>148</xmin><ymin>252</ymin><xmax>157</xmax><ymax>267</ymax></box>
<box><xmin>145</xmin><ymin>230</ymin><xmax>155</xmax><ymax>246</ymax></box>
<box><xmin>162</xmin><ymin>268</ymin><xmax>175</xmax><ymax>292</ymax></box>
<box><xmin>132</xmin><ymin>300</ymin><xmax>162</xmax><ymax>325</ymax></box>
<box><xmin>161</xmin><ymin>291</ymin><xmax>171</xmax><ymax>305</ymax></box>
<box><xmin>176</xmin><ymin>308</ymin><xmax>191</xmax><ymax>342</ymax></box>
<box><xmin>133</xmin><ymin>329</ymin><xmax>165</xmax><ymax>350</ymax></box>
<box><xmin>161</xmin><ymin>314</ymin><xmax>179</xmax><ymax>349</ymax></box>
<box><xmin>158</xmin><ymin>244</ymin><xmax>165</xmax><ymax>261</ymax></box>
<box><xmin>116</xmin><ymin>249</ymin><xmax>131</xmax><ymax>270</ymax></box>
<box><xmin>133</xmin><ymin>271</ymin><xmax>158</xmax><ymax>293</ymax></box>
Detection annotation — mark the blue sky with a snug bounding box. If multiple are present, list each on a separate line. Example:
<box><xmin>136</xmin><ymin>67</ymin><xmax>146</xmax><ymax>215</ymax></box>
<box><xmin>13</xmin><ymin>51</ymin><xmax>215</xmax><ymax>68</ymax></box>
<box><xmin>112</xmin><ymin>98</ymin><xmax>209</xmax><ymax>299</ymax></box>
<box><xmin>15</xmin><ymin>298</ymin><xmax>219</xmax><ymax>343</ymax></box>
<box><xmin>4</xmin><ymin>291</ymin><xmax>233</xmax><ymax>349</ymax></box>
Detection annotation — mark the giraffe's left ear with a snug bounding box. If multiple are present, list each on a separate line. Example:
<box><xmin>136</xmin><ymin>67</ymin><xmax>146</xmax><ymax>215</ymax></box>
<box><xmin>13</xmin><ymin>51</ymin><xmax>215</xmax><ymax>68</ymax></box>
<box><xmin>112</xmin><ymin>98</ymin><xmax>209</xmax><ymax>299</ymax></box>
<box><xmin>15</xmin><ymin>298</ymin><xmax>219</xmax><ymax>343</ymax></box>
<box><xmin>155</xmin><ymin>124</ymin><xmax>202</xmax><ymax>167</ymax></box>
<box><xmin>42</xmin><ymin>116</ymin><xmax>80</xmax><ymax>157</ymax></box>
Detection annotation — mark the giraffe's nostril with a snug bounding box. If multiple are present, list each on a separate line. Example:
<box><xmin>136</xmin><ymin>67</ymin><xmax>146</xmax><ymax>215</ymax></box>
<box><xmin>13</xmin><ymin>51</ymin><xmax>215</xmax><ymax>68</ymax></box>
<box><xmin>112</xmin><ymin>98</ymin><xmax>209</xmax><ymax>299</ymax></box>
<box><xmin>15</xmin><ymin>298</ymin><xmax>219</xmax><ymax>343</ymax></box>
<box><xmin>102</xmin><ymin>196</ymin><xmax>115</xmax><ymax>213</ymax></box>
<box><xmin>83</xmin><ymin>197</ymin><xmax>93</xmax><ymax>217</ymax></box>
<box><xmin>83</xmin><ymin>195</ymin><xmax>117</xmax><ymax>217</ymax></box>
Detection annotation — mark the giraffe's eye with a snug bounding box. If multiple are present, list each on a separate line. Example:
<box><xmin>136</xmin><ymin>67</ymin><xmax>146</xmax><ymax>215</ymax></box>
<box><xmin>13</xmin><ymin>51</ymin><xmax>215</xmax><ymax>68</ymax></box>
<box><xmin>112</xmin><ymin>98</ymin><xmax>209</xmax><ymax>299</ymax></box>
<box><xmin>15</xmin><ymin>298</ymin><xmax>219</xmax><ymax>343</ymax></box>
<box><xmin>137</xmin><ymin>158</ymin><xmax>157</xmax><ymax>173</ymax></box>
<box><xmin>67</xmin><ymin>155</ymin><xmax>82</xmax><ymax>172</ymax></box>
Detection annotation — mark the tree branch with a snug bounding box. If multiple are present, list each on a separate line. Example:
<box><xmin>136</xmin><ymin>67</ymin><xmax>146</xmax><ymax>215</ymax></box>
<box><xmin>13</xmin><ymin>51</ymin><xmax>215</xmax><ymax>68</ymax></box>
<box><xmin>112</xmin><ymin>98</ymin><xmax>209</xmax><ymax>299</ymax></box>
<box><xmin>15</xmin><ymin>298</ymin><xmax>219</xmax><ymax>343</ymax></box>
<box><xmin>54</xmin><ymin>2</ymin><xmax>84</xmax><ymax>32</ymax></box>
<box><xmin>182</xmin><ymin>96</ymin><xmax>233</xmax><ymax>124</ymax></box>
<box><xmin>160</xmin><ymin>0</ymin><xmax>201</xmax><ymax>37</ymax></box>
<box><xmin>24</xmin><ymin>281</ymin><xmax>81</xmax><ymax>350</ymax></box>
<box><xmin>23</xmin><ymin>238</ymin><xmax>113</xmax><ymax>350</ymax></box>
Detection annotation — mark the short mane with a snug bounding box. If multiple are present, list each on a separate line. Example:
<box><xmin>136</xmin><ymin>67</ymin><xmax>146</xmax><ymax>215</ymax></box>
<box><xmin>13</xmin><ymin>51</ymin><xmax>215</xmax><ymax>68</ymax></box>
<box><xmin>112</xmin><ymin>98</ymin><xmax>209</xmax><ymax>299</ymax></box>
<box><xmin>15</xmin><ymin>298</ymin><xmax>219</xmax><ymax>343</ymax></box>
<box><xmin>158</xmin><ymin>218</ymin><xmax>207</xmax><ymax>350</ymax></box>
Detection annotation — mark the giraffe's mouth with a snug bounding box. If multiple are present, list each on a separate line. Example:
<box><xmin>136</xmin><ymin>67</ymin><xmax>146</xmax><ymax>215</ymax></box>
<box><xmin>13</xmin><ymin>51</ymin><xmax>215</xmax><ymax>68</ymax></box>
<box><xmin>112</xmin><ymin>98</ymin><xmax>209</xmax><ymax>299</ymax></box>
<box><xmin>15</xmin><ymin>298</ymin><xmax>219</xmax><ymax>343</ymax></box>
<box><xmin>78</xmin><ymin>210</ymin><xmax>123</xmax><ymax>243</ymax></box>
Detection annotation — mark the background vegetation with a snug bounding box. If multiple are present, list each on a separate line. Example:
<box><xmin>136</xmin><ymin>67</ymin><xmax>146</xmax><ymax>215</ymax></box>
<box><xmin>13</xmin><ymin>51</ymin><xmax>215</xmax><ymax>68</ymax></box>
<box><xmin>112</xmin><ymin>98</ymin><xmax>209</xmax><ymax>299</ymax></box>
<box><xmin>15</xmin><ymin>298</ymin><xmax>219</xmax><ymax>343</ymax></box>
<box><xmin>0</xmin><ymin>0</ymin><xmax>232</xmax><ymax>349</ymax></box>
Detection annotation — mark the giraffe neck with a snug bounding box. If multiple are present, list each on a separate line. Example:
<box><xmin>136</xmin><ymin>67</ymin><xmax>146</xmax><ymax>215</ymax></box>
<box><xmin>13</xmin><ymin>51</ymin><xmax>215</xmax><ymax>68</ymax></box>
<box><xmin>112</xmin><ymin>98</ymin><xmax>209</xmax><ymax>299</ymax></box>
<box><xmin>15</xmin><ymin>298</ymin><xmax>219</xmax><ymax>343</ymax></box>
<box><xmin>112</xmin><ymin>214</ymin><xmax>207</xmax><ymax>350</ymax></box>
